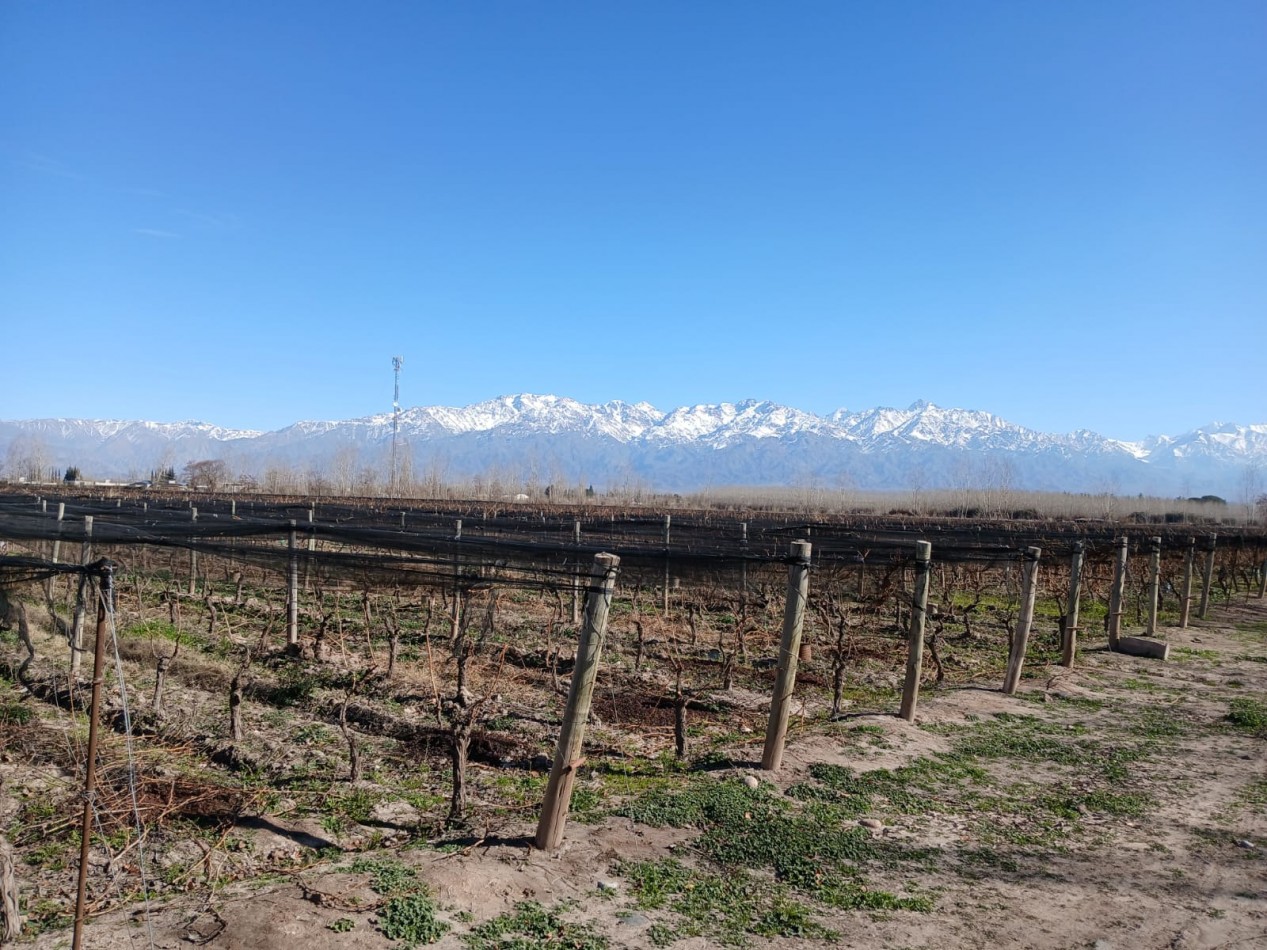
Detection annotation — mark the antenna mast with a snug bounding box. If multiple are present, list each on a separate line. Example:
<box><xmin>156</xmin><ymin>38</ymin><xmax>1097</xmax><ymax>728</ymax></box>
<box><xmin>390</xmin><ymin>356</ymin><xmax>403</xmax><ymax>496</ymax></box>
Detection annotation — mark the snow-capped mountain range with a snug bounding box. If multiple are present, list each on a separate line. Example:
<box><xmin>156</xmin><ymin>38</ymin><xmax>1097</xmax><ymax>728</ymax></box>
<box><xmin>2</xmin><ymin>395</ymin><xmax>1265</xmax><ymax>499</ymax></box>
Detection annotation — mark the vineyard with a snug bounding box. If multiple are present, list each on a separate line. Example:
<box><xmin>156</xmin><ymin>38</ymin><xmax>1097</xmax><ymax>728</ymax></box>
<box><xmin>1</xmin><ymin>489</ymin><xmax>1266</xmax><ymax>949</ymax></box>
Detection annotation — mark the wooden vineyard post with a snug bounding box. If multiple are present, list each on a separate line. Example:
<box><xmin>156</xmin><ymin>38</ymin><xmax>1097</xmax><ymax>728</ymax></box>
<box><xmin>47</xmin><ymin>502</ymin><xmax>65</xmax><ymax>600</ymax></box>
<box><xmin>1061</xmin><ymin>541</ymin><xmax>1085</xmax><ymax>667</ymax></box>
<box><xmin>304</xmin><ymin>506</ymin><xmax>315</xmax><ymax>591</ymax></box>
<box><xmin>535</xmin><ymin>552</ymin><xmax>620</xmax><ymax>850</ymax></box>
<box><xmin>72</xmin><ymin>561</ymin><xmax>112</xmax><ymax>950</ymax></box>
<box><xmin>188</xmin><ymin>507</ymin><xmax>199</xmax><ymax>595</ymax></box>
<box><xmin>899</xmin><ymin>540</ymin><xmax>933</xmax><ymax>721</ymax></box>
<box><xmin>762</xmin><ymin>540</ymin><xmax>812</xmax><ymax>771</ymax></box>
<box><xmin>50</xmin><ymin>501</ymin><xmax>65</xmax><ymax>565</ymax></box>
<box><xmin>286</xmin><ymin>521</ymin><xmax>299</xmax><ymax>649</ymax></box>
<box><xmin>69</xmin><ymin>516</ymin><xmax>93</xmax><ymax>678</ymax></box>
<box><xmin>1107</xmin><ymin>537</ymin><xmax>1128</xmax><ymax>650</ymax></box>
<box><xmin>571</xmin><ymin>520</ymin><xmax>581</xmax><ymax>626</ymax></box>
<box><xmin>740</xmin><ymin>521</ymin><xmax>749</xmax><ymax>597</ymax></box>
<box><xmin>1179</xmin><ymin>538</ymin><xmax>1196</xmax><ymax>628</ymax></box>
<box><xmin>452</xmin><ymin>519</ymin><xmax>463</xmax><ymax>635</ymax></box>
<box><xmin>1002</xmin><ymin>546</ymin><xmax>1041</xmax><ymax>695</ymax></box>
<box><xmin>662</xmin><ymin>514</ymin><xmax>672</xmax><ymax>616</ymax></box>
<box><xmin>1198</xmin><ymin>534</ymin><xmax>1217</xmax><ymax>620</ymax></box>
<box><xmin>1145</xmin><ymin>536</ymin><xmax>1162</xmax><ymax>636</ymax></box>
<box><xmin>1258</xmin><ymin>554</ymin><xmax>1267</xmax><ymax>599</ymax></box>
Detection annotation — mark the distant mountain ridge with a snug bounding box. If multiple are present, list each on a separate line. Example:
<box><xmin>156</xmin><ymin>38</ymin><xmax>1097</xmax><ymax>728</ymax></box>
<box><xmin>2</xmin><ymin>394</ymin><xmax>1265</xmax><ymax>499</ymax></box>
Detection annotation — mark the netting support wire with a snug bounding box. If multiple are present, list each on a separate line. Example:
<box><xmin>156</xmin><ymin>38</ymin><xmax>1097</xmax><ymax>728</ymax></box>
<box><xmin>73</xmin><ymin>559</ymin><xmax>114</xmax><ymax>950</ymax></box>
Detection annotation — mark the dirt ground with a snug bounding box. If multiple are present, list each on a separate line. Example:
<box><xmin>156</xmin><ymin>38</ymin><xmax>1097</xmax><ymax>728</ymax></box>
<box><xmin>4</xmin><ymin>597</ymin><xmax>1266</xmax><ymax>950</ymax></box>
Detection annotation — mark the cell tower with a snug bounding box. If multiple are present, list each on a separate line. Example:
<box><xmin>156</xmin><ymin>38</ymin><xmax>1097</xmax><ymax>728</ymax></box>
<box><xmin>390</xmin><ymin>356</ymin><xmax>403</xmax><ymax>496</ymax></box>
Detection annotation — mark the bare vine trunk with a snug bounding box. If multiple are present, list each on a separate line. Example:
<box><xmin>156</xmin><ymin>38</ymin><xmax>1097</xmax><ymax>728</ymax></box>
<box><xmin>153</xmin><ymin>655</ymin><xmax>171</xmax><ymax>717</ymax></box>
<box><xmin>339</xmin><ymin>688</ymin><xmax>362</xmax><ymax>783</ymax></box>
<box><xmin>229</xmin><ymin>670</ymin><xmax>245</xmax><ymax>741</ymax></box>
<box><xmin>673</xmin><ymin>671</ymin><xmax>688</xmax><ymax>758</ymax></box>
<box><xmin>1</xmin><ymin>834</ymin><xmax>21</xmax><ymax>943</ymax></box>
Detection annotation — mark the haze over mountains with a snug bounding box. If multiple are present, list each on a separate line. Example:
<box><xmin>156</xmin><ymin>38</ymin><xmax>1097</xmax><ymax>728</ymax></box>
<box><xmin>2</xmin><ymin>395</ymin><xmax>1265</xmax><ymax>500</ymax></box>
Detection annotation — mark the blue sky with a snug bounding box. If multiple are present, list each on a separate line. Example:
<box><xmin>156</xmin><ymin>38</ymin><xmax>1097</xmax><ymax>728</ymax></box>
<box><xmin>1</xmin><ymin>1</ymin><xmax>1263</xmax><ymax>441</ymax></box>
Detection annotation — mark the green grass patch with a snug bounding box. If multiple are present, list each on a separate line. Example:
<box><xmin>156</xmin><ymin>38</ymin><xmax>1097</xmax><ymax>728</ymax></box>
<box><xmin>613</xmin><ymin>776</ymin><xmax>933</xmax><ymax>939</ymax></box>
<box><xmin>463</xmin><ymin>901</ymin><xmax>607</xmax><ymax>950</ymax></box>
<box><xmin>349</xmin><ymin>856</ymin><xmax>419</xmax><ymax>896</ymax></box>
<box><xmin>1237</xmin><ymin>778</ymin><xmax>1267</xmax><ymax>813</ymax></box>
<box><xmin>379</xmin><ymin>893</ymin><xmax>449</xmax><ymax>946</ymax></box>
<box><xmin>1225</xmin><ymin>698</ymin><xmax>1267</xmax><ymax>737</ymax></box>
<box><xmin>0</xmin><ymin>699</ymin><xmax>33</xmax><ymax>725</ymax></box>
<box><xmin>1173</xmin><ymin>647</ymin><xmax>1219</xmax><ymax>661</ymax></box>
<box><xmin>619</xmin><ymin>858</ymin><xmax>836</xmax><ymax>946</ymax></box>
<box><xmin>348</xmin><ymin>858</ymin><xmax>450</xmax><ymax>946</ymax></box>
<box><xmin>1040</xmin><ymin>788</ymin><xmax>1153</xmax><ymax>819</ymax></box>
<box><xmin>123</xmin><ymin>618</ymin><xmax>192</xmax><ymax>646</ymax></box>
<box><xmin>949</xmin><ymin>713</ymin><xmax>1089</xmax><ymax>765</ymax></box>
<box><xmin>1129</xmin><ymin>707</ymin><xmax>1192</xmax><ymax>740</ymax></box>
<box><xmin>1046</xmin><ymin>694</ymin><xmax>1107</xmax><ymax>712</ymax></box>
<box><xmin>787</xmin><ymin>757</ymin><xmax>987</xmax><ymax>816</ymax></box>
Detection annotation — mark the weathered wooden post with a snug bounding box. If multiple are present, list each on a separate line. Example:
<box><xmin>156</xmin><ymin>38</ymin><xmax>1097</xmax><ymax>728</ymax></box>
<box><xmin>1107</xmin><ymin>537</ymin><xmax>1128</xmax><ymax>650</ymax></box>
<box><xmin>1061</xmin><ymin>541</ymin><xmax>1084</xmax><ymax>667</ymax></box>
<box><xmin>662</xmin><ymin>514</ymin><xmax>672</xmax><ymax>615</ymax></box>
<box><xmin>286</xmin><ymin>520</ymin><xmax>299</xmax><ymax>649</ymax></box>
<box><xmin>1145</xmin><ymin>536</ymin><xmax>1162</xmax><ymax>636</ymax></box>
<box><xmin>1258</xmin><ymin>553</ymin><xmax>1267</xmax><ymax>599</ymax></box>
<box><xmin>899</xmin><ymin>540</ymin><xmax>933</xmax><ymax>721</ymax></box>
<box><xmin>72</xmin><ymin>561</ymin><xmax>112</xmax><ymax>950</ymax></box>
<box><xmin>1179</xmin><ymin>538</ymin><xmax>1196</xmax><ymax>628</ymax></box>
<box><xmin>188</xmin><ymin>507</ymin><xmax>199</xmax><ymax>595</ymax></box>
<box><xmin>534</xmin><ymin>552</ymin><xmax>620</xmax><ymax>850</ymax></box>
<box><xmin>571</xmin><ymin>520</ymin><xmax>582</xmax><ymax>625</ymax></box>
<box><xmin>303</xmin><ymin>506</ymin><xmax>316</xmax><ymax>591</ymax></box>
<box><xmin>47</xmin><ymin>502</ymin><xmax>66</xmax><ymax>600</ymax></box>
<box><xmin>230</xmin><ymin>499</ymin><xmax>236</xmax><ymax>518</ymax></box>
<box><xmin>452</xmin><ymin>519</ymin><xmax>463</xmax><ymax>634</ymax></box>
<box><xmin>69</xmin><ymin>516</ymin><xmax>93</xmax><ymax>678</ymax></box>
<box><xmin>51</xmin><ymin>502</ymin><xmax>65</xmax><ymax>564</ymax></box>
<box><xmin>1002</xmin><ymin>546</ymin><xmax>1041</xmax><ymax>695</ymax></box>
<box><xmin>1198</xmin><ymin>534</ymin><xmax>1217</xmax><ymax>620</ymax></box>
<box><xmin>740</xmin><ymin>521</ymin><xmax>749</xmax><ymax>596</ymax></box>
<box><xmin>762</xmin><ymin>540</ymin><xmax>812</xmax><ymax>771</ymax></box>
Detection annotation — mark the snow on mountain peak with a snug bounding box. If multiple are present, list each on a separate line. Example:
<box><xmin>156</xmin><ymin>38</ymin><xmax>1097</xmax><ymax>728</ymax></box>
<box><xmin>3</xmin><ymin>394</ymin><xmax>1264</xmax><ymax>497</ymax></box>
